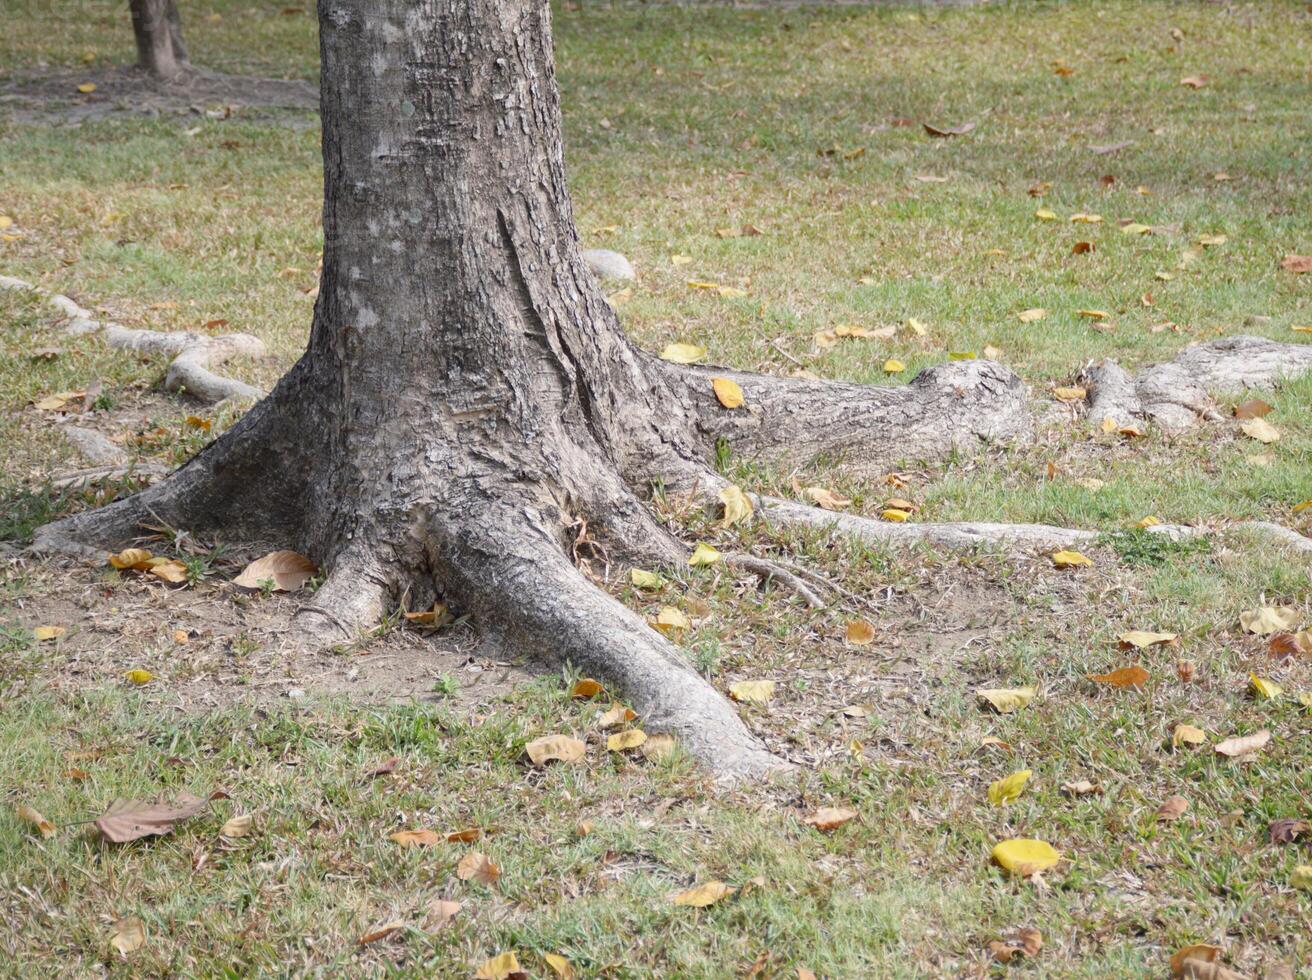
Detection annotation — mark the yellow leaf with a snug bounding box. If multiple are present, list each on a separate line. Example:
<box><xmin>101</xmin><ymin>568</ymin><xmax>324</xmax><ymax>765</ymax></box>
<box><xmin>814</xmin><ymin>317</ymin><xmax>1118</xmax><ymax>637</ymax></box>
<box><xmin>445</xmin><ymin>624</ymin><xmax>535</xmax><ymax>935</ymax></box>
<box><xmin>474</xmin><ymin>952</ymin><xmax>522</xmax><ymax>980</ymax></box>
<box><xmin>803</xmin><ymin>486</ymin><xmax>851</xmax><ymax>511</ymax></box>
<box><xmin>948</xmin><ymin>351</ymin><xmax>976</xmax><ymax>361</ymax></box>
<box><xmin>109</xmin><ymin>916</ymin><xmax>146</xmax><ymax>955</ymax></box>
<box><xmin>719</xmin><ymin>484</ymin><xmax>753</xmax><ymax>526</ymax></box>
<box><xmin>1239</xmin><ymin>606</ymin><xmax>1299</xmax><ymax>635</ymax></box>
<box><xmin>1118</xmin><ymin>630</ymin><xmax>1177</xmax><ymax>649</ymax></box>
<box><xmin>1052</xmin><ymin>386</ymin><xmax>1087</xmax><ymax>403</ymax></box>
<box><xmin>148</xmin><ymin>559</ymin><xmax>189</xmax><ymax>584</ymax></box>
<box><xmin>1249</xmin><ymin>674</ymin><xmax>1283</xmax><ymax>700</ymax></box>
<box><xmin>991</xmin><ymin>838</ymin><xmax>1060</xmax><ymax>877</ymax></box>
<box><xmin>124</xmin><ymin>669</ymin><xmax>153</xmax><ymax>685</ymax></box>
<box><xmin>711</xmin><ymin>376</ymin><xmax>744</xmax><ymax>409</ymax></box>
<box><xmin>571</xmin><ymin>678</ymin><xmax>604</xmax><ymax>698</ymax></box>
<box><xmin>655</xmin><ymin>605</ymin><xmax>689</xmax><ymax>635</ymax></box>
<box><xmin>1155</xmin><ymin>270</ymin><xmax>1175</xmax><ymax>281</ymax></box>
<box><xmin>1292</xmin><ymin>499</ymin><xmax>1312</xmax><ymax>514</ymax></box>
<box><xmin>987</xmin><ymin>770</ymin><xmax>1032</xmax><ymax>805</ymax></box>
<box><xmin>1292</xmin><ymin>325</ymin><xmax>1312</xmax><ymax>335</ymax></box>
<box><xmin>597</xmin><ymin>703</ymin><xmax>637</xmax><ymax>728</ymax></box>
<box><xmin>688</xmin><ymin>542</ymin><xmax>721</xmax><ymax>567</ymax></box>
<box><xmin>1076</xmin><ymin>309</ymin><xmax>1110</xmax><ymax>320</ymax></box>
<box><xmin>1034</xmin><ymin>208</ymin><xmax>1058</xmax><ymax>221</ymax></box>
<box><xmin>404</xmin><ymin>603</ymin><xmax>452</xmax><ymax>627</ymax></box>
<box><xmin>1292</xmin><ymin>865</ymin><xmax>1312</xmax><ymax>892</ymax></box>
<box><xmin>17</xmin><ymin>804</ymin><xmax>56</xmax><ymax>838</ymax></box>
<box><xmin>672</xmin><ymin>880</ymin><xmax>735</xmax><ymax>907</ymax></box>
<box><xmin>1136</xmin><ymin>515</ymin><xmax>1161</xmax><ymax>528</ymax></box>
<box><xmin>607</xmin><ymin>729</ymin><xmax>648</xmax><ymax>751</ymax></box>
<box><xmin>686</xmin><ymin>279</ymin><xmax>720</xmax><ymax>291</ymax></box>
<box><xmin>1087</xmin><ymin>665</ymin><xmax>1150</xmax><ymax>689</ymax></box>
<box><xmin>220</xmin><ymin>814</ymin><xmax>254</xmax><ymax>837</ymax></box>
<box><xmin>33</xmin><ymin>625</ymin><xmax>66</xmax><ymax>642</ymax></box>
<box><xmin>716</xmin><ymin>286</ymin><xmax>747</xmax><ymax>299</ymax></box>
<box><xmin>728</xmin><ymin>680</ymin><xmax>775</xmax><ymax>704</ymax></box>
<box><xmin>882</xmin><ymin>358</ymin><xmax>905</xmax><ymax>374</ymax></box>
<box><xmin>1051</xmin><ymin>550</ymin><xmax>1092</xmax><ymax>568</ymax></box>
<box><xmin>660</xmin><ymin>342</ymin><xmax>706</xmax><ymax>364</ymax></box>
<box><xmin>606</xmin><ymin>287</ymin><xmax>633</xmax><ymax>307</ymax></box>
<box><xmin>1069</xmin><ymin>213</ymin><xmax>1102</xmax><ymax>223</ymax></box>
<box><xmin>845</xmin><ymin>619</ymin><xmax>876</xmax><ymax>646</ymax></box>
<box><xmin>1172</xmin><ymin>724</ymin><xmax>1206</xmax><ymax>749</ymax></box>
<box><xmin>881</xmin><ymin>508</ymin><xmax>911</xmax><ymax>522</ymax></box>
<box><xmin>1239</xmin><ymin>417</ymin><xmax>1279</xmax><ymax>444</ymax></box>
<box><xmin>630</xmin><ymin>568</ymin><xmax>664</xmax><ymax>590</ymax></box>
<box><xmin>526</xmin><ymin>734</ymin><xmax>586</xmax><ymax>766</ymax></box>
<box><xmin>977</xmin><ymin>687</ymin><xmax>1036</xmax><ymax>713</ymax></box>
<box><xmin>544</xmin><ymin>952</ymin><xmax>575</xmax><ymax>979</ymax></box>
<box><xmin>641</xmin><ymin>733</ymin><xmax>677</xmax><ymax>760</ymax></box>
<box><xmin>184</xmin><ymin>415</ymin><xmax>212</xmax><ymax>430</ymax></box>
<box><xmin>108</xmin><ymin>548</ymin><xmax>154</xmax><ymax>570</ymax></box>
<box><xmin>1196</xmin><ymin>233</ymin><xmax>1227</xmax><ymax>246</ymax></box>
<box><xmin>76</xmin><ymin>82</ymin><xmax>97</xmax><ymax>94</ymax></box>
<box><xmin>389</xmin><ymin>829</ymin><xmax>441</xmax><ymax>847</ymax></box>
<box><xmin>670</xmin><ymin>254</ymin><xmax>693</xmax><ymax>266</ymax></box>
<box><xmin>1119</xmin><ymin>223</ymin><xmax>1152</xmax><ymax>235</ymax></box>
<box><xmin>0</xmin><ymin>215</ymin><xmax>11</xmax><ymax>229</ymax></box>
<box><xmin>1017</xmin><ymin>308</ymin><xmax>1047</xmax><ymax>323</ymax></box>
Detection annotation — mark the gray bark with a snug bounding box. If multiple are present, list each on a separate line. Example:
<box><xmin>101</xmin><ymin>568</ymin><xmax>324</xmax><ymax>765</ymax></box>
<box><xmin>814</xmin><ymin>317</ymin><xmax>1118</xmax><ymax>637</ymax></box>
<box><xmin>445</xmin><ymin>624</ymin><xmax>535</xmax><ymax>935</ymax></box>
<box><xmin>129</xmin><ymin>0</ymin><xmax>190</xmax><ymax>80</ymax></box>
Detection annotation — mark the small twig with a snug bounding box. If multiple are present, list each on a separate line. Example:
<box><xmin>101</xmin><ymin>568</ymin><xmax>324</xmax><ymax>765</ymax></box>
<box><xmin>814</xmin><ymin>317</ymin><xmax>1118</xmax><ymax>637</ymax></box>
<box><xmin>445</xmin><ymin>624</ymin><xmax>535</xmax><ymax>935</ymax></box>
<box><xmin>722</xmin><ymin>552</ymin><xmax>826</xmax><ymax>609</ymax></box>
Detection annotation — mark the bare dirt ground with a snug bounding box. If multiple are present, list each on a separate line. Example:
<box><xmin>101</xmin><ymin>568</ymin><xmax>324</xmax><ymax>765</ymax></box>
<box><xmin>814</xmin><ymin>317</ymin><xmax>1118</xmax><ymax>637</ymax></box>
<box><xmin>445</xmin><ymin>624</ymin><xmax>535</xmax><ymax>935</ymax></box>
<box><xmin>0</xmin><ymin>65</ymin><xmax>316</xmax><ymax>126</ymax></box>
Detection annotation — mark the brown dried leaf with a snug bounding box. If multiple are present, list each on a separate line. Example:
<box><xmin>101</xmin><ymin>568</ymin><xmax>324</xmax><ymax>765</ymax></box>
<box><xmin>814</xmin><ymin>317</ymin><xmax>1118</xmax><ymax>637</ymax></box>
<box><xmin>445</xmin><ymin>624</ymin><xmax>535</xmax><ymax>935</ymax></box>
<box><xmin>17</xmin><ymin>804</ymin><xmax>56</xmax><ymax>838</ymax></box>
<box><xmin>570</xmin><ymin>678</ymin><xmax>603</xmax><ymax>698</ymax></box>
<box><xmin>94</xmin><ymin>791</ymin><xmax>227</xmax><ymax>843</ymax></box>
<box><xmin>358</xmin><ymin>920</ymin><xmax>406</xmax><ymax>945</ymax></box>
<box><xmin>672</xmin><ymin>880</ymin><xmax>735</xmax><ymax>906</ymax></box>
<box><xmin>364</xmin><ymin>756</ymin><xmax>400</xmax><ymax>779</ymax></box>
<box><xmin>1268</xmin><ymin>818</ymin><xmax>1310</xmax><ymax>845</ymax></box>
<box><xmin>456</xmin><ymin>851</ymin><xmax>501</xmax><ymax>886</ymax></box>
<box><xmin>1156</xmin><ymin>795</ymin><xmax>1189</xmax><ymax>821</ymax></box>
<box><xmin>423</xmin><ymin>898</ymin><xmax>461</xmax><ymax>930</ymax></box>
<box><xmin>804</xmin><ymin>807</ymin><xmax>857</xmax><ymax>832</ymax></box>
<box><xmin>1061</xmin><ymin>780</ymin><xmax>1102</xmax><ymax>797</ymax></box>
<box><xmin>1281</xmin><ymin>254</ymin><xmax>1312</xmax><ymax>274</ymax></box>
<box><xmin>1087</xmin><ymin>665</ymin><xmax>1150</xmax><ymax>689</ymax></box>
<box><xmin>1214</xmin><ymin>729</ymin><xmax>1271</xmax><ymax>758</ymax></box>
<box><xmin>845</xmin><ymin>619</ymin><xmax>876</xmax><ymax>646</ymax></box>
<box><xmin>220</xmin><ymin>814</ymin><xmax>254</xmax><ymax>837</ymax></box>
<box><xmin>923</xmin><ymin>120</ymin><xmax>976</xmax><ymax>137</ymax></box>
<box><xmin>1233</xmin><ymin>399</ymin><xmax>1273</xmax><ymax>420</ymax></box>
<box><xmin>641</xmin><ymin>733</ymin><xmax>676</xmax><ymax>761</ymax></box>
<box><xmin>232</xmin><ymin>550</ymin><xmax>316</xmax><ymax>591</ymax></box>
<box><xmin>597</xmin><ymin>703</ymin><xmax>637</xmax><ymax>728</ymax></box>
<box><xmin>390</xmin><ymin>829</ymin><xmax>441</xmax><ymax>847</ymax></box>
<box><xmin>988</xmin><ymin>927</ymin><xmax>1043</xmax><ymax>963</ymax></box>
<box><xmin>109</xmin><ymin>916</ymin><xmax>146</xmax><ymax>955</ymax></box>
<box><xmin>525</xmin><ymin>734</ymin><xmax>586</xmax><ymax>766</ymax></box>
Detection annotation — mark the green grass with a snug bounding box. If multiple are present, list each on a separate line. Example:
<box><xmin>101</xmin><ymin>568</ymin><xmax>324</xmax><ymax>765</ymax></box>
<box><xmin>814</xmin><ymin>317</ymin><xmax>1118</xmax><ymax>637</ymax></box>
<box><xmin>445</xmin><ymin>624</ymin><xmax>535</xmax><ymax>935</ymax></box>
<box><xmin>3</xmin><ymin>1</ymin><xmax>1312</xmax><ymax>976</ymax></box>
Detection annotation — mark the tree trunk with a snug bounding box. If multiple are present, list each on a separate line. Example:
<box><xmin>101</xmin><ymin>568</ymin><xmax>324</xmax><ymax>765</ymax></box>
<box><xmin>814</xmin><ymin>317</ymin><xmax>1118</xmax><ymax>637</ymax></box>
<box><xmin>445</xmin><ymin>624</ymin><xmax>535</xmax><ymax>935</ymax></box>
<box><xmin>129</xmin><ymin>0</ymin><xmax>189</xmax><ymax>80</ymax></box>
<box><xmin>37</xmin><ymin>0</ymin><xmax>1032</xmax><ymax>782</ymax></box>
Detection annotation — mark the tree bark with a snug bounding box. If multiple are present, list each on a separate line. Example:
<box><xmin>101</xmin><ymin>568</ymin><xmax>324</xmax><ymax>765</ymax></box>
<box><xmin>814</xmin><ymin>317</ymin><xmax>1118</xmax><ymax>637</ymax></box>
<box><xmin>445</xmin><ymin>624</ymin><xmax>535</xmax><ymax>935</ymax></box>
<box><xmin>129</xmin><ymin>0</ymin><xmax>189</xmax><ymax>80</ymax></box>
<box><xmin>36</xmin><ymin>0</ymin><xmax>1033</xmax><ymax>781</ymax></box>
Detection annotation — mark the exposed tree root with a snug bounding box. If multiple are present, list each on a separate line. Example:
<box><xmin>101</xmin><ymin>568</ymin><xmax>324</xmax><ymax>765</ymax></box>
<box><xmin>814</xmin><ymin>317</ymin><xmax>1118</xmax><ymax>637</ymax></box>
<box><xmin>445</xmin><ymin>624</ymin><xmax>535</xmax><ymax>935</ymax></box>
<box><xmin>1</xmin><ymin>274</ymin><xmax>265</xmax><ymax>404</ymax></box>
<box><xmin>1079</xmin><ymin>335</ymin><xmax>1312</xmax><ymax>431</ymax></box>
<box><xmin>722</xmin><ymin>552</ymin><xmax>828</xmax><ymax>609</ymax></box>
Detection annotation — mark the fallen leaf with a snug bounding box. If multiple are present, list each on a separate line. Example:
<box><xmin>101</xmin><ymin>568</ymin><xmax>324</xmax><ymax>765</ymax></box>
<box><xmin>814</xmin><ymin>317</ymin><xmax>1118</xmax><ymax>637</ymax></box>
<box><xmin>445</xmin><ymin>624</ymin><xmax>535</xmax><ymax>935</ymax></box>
<box><xmin>148</xmin><ymin>559</ymin><xmax>189</xmax><ymax>584</ymax></box>
<box><xmin>1177</xmin><ymin>659</ymin><xmax>1197</xmax><ymax>683</ymax></box>
<box><xmin>1172</xmin><ymin>724</ymin><xmax>1206</xmax><ymax>749</ymax></box>
<box><xmin>403</xmin><ymin>603</ymin><xmax>451</xmax><ymax>627</ymax></box>
<box><xmin>1119</xmin><ymin>630</ymin><xmax>1178</xmax><ymax>649</ymax></box>
<box><xmin>571</xmin><ymin>678</ymin><xmax>603</xmax><ymax>699</ymax></box>
<box><xmin>1269</xmin><ymin>818</ymin><xmax>1310</xmax><ymax>845</ymax></box>
<box><xmin>711</xmin><ymin>377</ymin><xmax>744</xmax><ymax>409</ymax></box>
<box><xmin>424</xmin><ymin>898</ymin><xmax>461</xmax><ymax>930</ymax></box>
<box><xmin>1017</xmin><ymin>308</ymin><xmax>1047</xmax><ymax>323</ymax></box>
<box><xmin>17</xmin><ymin>805</ymin><xmax>55</xmax><ymax>838</ymax></box>
<box><xmin>803</xmin><ymin>486</ymin><xmax>851</xmax><ymax>510</ymax></box>
<box><xmin>1233</xmin><ymin>399</ymin><xmax>1273</xmax><ymax>420</ymax></box>
<box><xmin>1196</xmin><ymin>233</ymin><xmax>1227</xmax><ymax>247</ymax></box>
<box><xmin>977</xmin><ymin>687</ymin><xmax>1036</xmax><ymax>713</ymax></box>
<box><xmin>390</xmin><ymin>829</ymin><xmax>441</xmax><ymax>847</ymax></box>
<box><xmin>1137</xmin><ymin>516</ymin><xmax>1161</xmax><ymax>529</ymax></box>
<box><xmin>1240</xmin><ymin>607</ymin><xmax>1299</xmax><ymax>635</ymax></box>
<box><xmin>987</xmin><ymin>927</ymin><xmax>1043</xmax><ymax>964</ymax></box>
<box><xmin>220</xmin><ymin>813</ymin><xmax>253</xmax><ymax>837</ymax></box>
<box><xmin>804</xmin><ymin>807</ymin><xmax>857</xmax><ymax>831</ymax></box>
<box><xmin>607</xmin><ymin>729</ymin><xmax>648</xmax><ymax>751</ymax></box>
<box><xmin>1291</xmin><ymin>865</ymin><xmax>1312</xmax><ymax>891</ymax></box>
<box><xmin>232</xmin><ymin>550</ymin><xmax>316</xmax><ymax>591</ymax></box>
<box><xmin>544</xmin><ymin>952</ymin><xmax>575</xmax><ymax>980</ymax></box>
<box><xmin>33</xmin><ymin>625</ymin><xmax>66</xmax><ymax>642</ymax></box>
<box><xmin>988</xmin><ymin>770</ymin><xmax>1032</xmax><ymax>805</ymax></box>
<box><xmin>1179</xmin><ymin>75</ymin><xmax>1207</xmax><ymax>89</ymax></box>
<box><xmin>1053</xmin><ymin>386</ymin><xmax>1087</xmax><ymax>403</ymax></box>
<box><xmin>641</xmin><ymin>733</ymin><xmax>676</xmax><ymax>760</ymax></box>
<box><xmin>109</xmin><ymin>916</ymin><xmax>145</xmax><ymax>955</ymax></box>
<box><xmin>76</xmin><ymin>82</ymin><xmax>97</xmax><ymax>94</ymax></box>
<box><xmin>109</xmin><ymin>548</ymin><xmax>154</xmax><ymax>570</ymax></box>
<box><xmin>445</xmin><ymin>827</ymin><xmax>483</xmax><ymax>843</ymax></box>
<box><xmin>719</xmin><ymin>484</ymin><xmax>753</xmax><ymax>526</ymax></box>
<box><xmin>358</xmin><ymin>921</ymin><xmax>406</xmax><ymax>945</ymax></box>
<box><xmin>905</xmin><ymin>317</ymin><xmax>928</xmax><ymax>337</ymax></box>
<box><xmin>991</xmin><ymin>838</ymin><xmax>1060</xmax><ymax>877</ymax></box>
<box><xmin>94</xmin><ymin>791</ymin><xmax>227</xmax><ymax>843</ymax></box>
<box><xmin>1089</xmin><ymin>140</ymin><xmax>1134</xmax><ymax>155</ymax></box>
<box><xmin>689</xmin><ymin>542</ymin><xmax>721</xmax><ymax>566</ymax></box>
<box><xmin>1069</xmin><ymin>213</ymin><xmax>1102</xmax><ymax>224</ymax></box>
<box><xmin>1120</xmin><ymin>222</ymin><xmax>1152</xmax><ymax>236</ymax></box>
<box><xmin>1052</xmin><ymin>549</ymin><xmax>1093</xmax><ymax>568</ymax></box>
<box><xmin>1156</xmin><ymin>795</ymin><xmax>1189</xmax><ymax>821</ymax></box>
<box><xmin>1249</xmin><ymin>674</ymin><xmax>1283</xmax><ymax>700</ymax></box>
<box><xmin>923</xmin><ymin>120</ymin><xmax>975</xmax><ymax>137</ymax></box>
<box><xmin>729</xmin><ymin>680</ymin><xmax>775</xmax><ymax>704</ymax></box>
<box><xmin>1077</xmin><ymin>309</ymin><xmax>1111</xmax><ymax>320</ymax></box>
<box><xmin>1280</xmin><ymin>255</ymin><xmax>1312</xmax><ymax>274</ymax></box>
<box><xmin>672</xmin><ymin>880</ymin><xmax>735</xmax><ymax>906</ymax></box>
<box><xmin>845</xmin><ymin>620</ymin><xmax>876</xmax><ymax>646</ymax></box>
<box><xmin>1214</xmin><ymin>729</ymin><xmax>1271</xmax><ymax>758</ymax></box>
<box><xmin>1171</xmin><ymin>945</ymin><xmax>1223</xmax><ymax>977</ymax></box>
<box><xmin>597</xmin><ymin>703</ymin><xmax>637</xmax><ymax>728</ymax></box>
<box><xmin>1061</xmin><ymin>780</ymin><xmax>1102</xmax><ymax>797</ymax></box>
<box><xmin>654</xmin><ymin>606</ymin><xmax>690</xmax><ymax>635</ymax></box>
<box><xmin>525</xmin><ymin>734</ymin><xmax>586</xmax><ymax>766</ymax></box>
<box><xmin>124</xmin><ymin>669</ymin><xmax>153</xmax><ymax>685</ymax></box>
<box><xmin>1088</xmin><ymin>665</ymin><xmax>1150</xmax><ymax>689</ymax></box>
<box><xmin>881</xmin><ymin>508</ymin><xmax>911</xmax><ymax>522</ymax></box>
<box><xmin>630</xmin><ymin>568</ymin><xmax>664</xmax><ymax>590</ymax></box>
<box><xmin>882</xmin><ymin>358</ymin><xmax>905</xmax><ymax>374</ymax></box>
<box><xmin>1240</xmin><ymin>415</ymin><xmax>1282</xmax><ymax>445</ymax></box>
<box><xmin>1034</xmin><ymin>208</ymin><xmax>1059</xmax><ymax>221</ymax></box>
<box><xmin>474</xmin><ymin>951</ymin><xmax>522</xmax><ymax>980</ymax></box>
<box><xmin>456</xmin><ymin>851</ymin><xmax>501</xmax><ymax>886</ymax></box>
<box><xmin>660</xmin><ymin>342</ymin><xmax>706</xmax><ymax>364</ymax></box>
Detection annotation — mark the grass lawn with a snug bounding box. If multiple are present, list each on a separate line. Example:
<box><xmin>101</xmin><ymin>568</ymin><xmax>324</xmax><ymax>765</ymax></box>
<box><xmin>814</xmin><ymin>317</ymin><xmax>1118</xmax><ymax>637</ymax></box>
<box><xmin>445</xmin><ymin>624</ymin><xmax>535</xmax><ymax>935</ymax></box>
<box><xmin>2</xmin><ymin>1</ymin><xmax>1312</xmax><ymax>976</ymax></box>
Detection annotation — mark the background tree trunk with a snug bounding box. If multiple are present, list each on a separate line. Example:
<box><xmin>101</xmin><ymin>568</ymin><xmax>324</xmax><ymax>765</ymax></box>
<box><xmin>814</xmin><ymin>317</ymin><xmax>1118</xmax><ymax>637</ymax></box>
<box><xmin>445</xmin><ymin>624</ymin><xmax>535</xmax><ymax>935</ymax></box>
<box><xmin>129</xmin><ymin>0</ymin><xmax>189</xmax><ymax>79</ymax></box>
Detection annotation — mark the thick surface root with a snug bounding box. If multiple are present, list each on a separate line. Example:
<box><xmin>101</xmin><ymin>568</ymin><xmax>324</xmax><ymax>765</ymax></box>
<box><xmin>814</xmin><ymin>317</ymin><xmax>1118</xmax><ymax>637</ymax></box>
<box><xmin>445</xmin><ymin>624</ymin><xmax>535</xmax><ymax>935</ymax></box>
<box><xmin>1</xmin><ymin>274</ymin><xmax>265</xmax><ymax>404</ymax></box>
<box><xmin>1078</xmin><ymin>335</ymin><xmax>1312</xmax><ymax>431</ymax></box>
<box><xmin>291</xmin><ymin>550</ymin><xmax>392</xmax><ymax>645</ymax></box>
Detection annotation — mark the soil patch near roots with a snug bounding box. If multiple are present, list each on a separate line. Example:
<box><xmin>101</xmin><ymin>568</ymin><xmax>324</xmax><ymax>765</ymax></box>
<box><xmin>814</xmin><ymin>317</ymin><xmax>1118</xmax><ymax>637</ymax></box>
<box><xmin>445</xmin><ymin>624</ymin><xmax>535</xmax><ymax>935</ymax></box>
<box><xmin>0</xmin><ymin>65</ymin><xmax>317</xmax><ymax>126</ymax></box>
